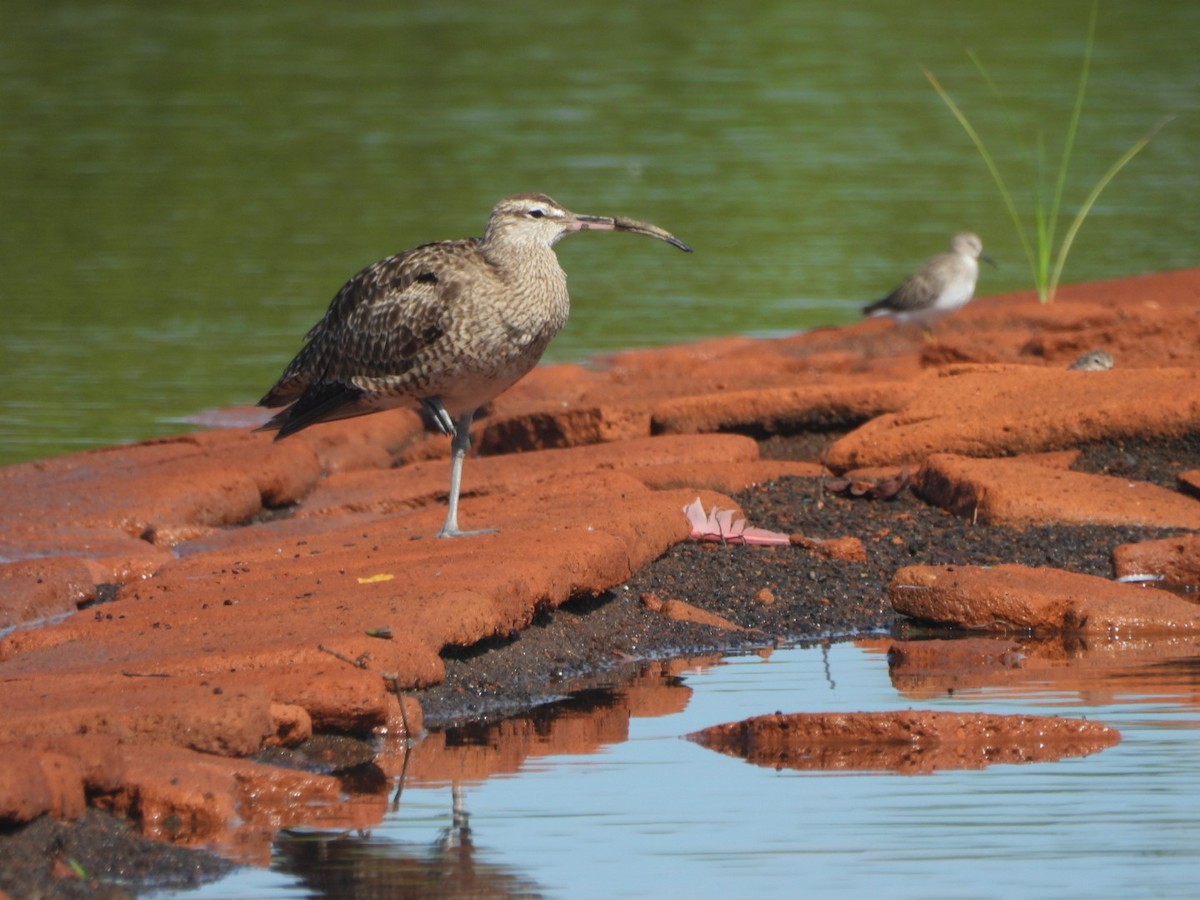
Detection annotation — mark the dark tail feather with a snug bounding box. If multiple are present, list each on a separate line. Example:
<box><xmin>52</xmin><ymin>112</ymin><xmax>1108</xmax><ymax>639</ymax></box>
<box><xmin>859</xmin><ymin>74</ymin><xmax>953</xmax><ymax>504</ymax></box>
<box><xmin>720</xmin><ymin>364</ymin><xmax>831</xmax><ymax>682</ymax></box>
<box><xmin>258</xmin><ymin>383</ymin><xmax>367</xmax><ymax>440</ymax></box>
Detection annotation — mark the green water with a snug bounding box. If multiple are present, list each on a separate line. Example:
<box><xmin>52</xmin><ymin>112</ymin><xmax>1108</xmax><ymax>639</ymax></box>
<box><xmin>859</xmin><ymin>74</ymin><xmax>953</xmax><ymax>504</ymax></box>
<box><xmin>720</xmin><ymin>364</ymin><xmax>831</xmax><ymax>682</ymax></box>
<box><xmin>2</xmin><ymin>0</ymin><xmax>1197</xmax><ymax>463</ymax></box>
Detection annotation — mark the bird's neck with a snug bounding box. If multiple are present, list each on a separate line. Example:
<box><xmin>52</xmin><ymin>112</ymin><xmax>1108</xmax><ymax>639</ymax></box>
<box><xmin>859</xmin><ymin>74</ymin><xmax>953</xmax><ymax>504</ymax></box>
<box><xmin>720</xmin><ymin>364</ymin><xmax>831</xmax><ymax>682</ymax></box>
<box><xmin>482</xmin><ymin>239</ymin><xmax>565</xmax><ymax>284</ymax></box>
<box><xmin>478</xmin><ymin>239</ymin><xmax>570</xmax><ymax>335</ymax></box>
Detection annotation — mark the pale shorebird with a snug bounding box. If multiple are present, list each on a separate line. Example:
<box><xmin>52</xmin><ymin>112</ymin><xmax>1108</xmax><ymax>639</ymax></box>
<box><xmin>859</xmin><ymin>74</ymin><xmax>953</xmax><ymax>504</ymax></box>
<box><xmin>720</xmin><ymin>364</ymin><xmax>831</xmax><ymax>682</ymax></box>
<box><xmin>258</xmin><ymin>193</ymin><xmax>691</xmax><ymax>538</ymax></box>
<box><xmin>863</xmin><ymin>232</ymin><xmax>996</xmax><ymax>329</ymax></box>
<box><xmin>1068</xmin><ymin>349</ymin><xmax>1114</xmax><ymax>371</ymax></box>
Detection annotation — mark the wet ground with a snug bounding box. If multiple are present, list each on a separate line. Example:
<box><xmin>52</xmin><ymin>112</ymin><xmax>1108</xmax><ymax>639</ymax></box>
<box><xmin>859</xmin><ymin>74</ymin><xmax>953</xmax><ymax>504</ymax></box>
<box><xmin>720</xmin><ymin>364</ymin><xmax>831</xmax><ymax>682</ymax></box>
<box><xmin>0</xmin><ymin>810</ymin><xmax>233</xmax><ymax>899</ymax></box>
<box><xmin>0</xmin><ymin>433</ymin><xmax>1195</xmax><ymax>897</ymax></box>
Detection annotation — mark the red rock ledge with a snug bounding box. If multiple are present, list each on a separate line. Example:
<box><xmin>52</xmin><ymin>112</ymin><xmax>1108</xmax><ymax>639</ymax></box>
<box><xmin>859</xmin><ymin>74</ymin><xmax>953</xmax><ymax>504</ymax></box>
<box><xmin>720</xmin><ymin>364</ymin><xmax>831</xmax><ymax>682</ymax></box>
<box><xmin>1</xmin><ymin>268</ymin><xmax>1199</xmax><ymax>839</ymax></box>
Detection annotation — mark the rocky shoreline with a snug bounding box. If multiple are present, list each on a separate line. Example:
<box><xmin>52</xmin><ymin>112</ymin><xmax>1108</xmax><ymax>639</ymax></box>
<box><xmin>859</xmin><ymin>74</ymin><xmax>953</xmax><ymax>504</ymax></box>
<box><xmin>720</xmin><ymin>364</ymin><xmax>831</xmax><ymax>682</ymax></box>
<box><xmin>1</xmin><ymin>268</ymin><xmax>1199</xmax><ymax>895</ymax></box>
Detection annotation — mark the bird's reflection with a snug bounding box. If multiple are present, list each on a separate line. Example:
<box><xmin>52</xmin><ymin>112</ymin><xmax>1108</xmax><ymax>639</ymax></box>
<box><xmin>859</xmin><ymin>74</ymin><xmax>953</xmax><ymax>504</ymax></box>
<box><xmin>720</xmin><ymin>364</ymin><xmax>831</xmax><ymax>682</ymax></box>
<box><xmin>273</xmin><ymin>772</ymin><xmax>542</xmax><ymax>899</ymax></box>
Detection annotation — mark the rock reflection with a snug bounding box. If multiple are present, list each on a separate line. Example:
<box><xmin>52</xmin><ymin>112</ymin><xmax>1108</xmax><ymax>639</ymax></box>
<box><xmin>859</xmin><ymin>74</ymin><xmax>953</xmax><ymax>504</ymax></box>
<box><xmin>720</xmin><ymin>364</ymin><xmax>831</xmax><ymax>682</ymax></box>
<box><xmin>686</xmin><ymin>710</ymin><xmax>1118</xmax><ymax>774</ymax></box>
<box><xmin>883</xmin><ymin>633</ymin><xmax>1200</xmax><ymax>704</ymax></box>
<box><xmin>378</xmin><ymin>656</ymin><xmax>708</xmax><ymax>789</ymax></box>
<box><xmin>262</xmin><ymin>656</ymin><xmax>713</xmax><ymax>897</ymax></box>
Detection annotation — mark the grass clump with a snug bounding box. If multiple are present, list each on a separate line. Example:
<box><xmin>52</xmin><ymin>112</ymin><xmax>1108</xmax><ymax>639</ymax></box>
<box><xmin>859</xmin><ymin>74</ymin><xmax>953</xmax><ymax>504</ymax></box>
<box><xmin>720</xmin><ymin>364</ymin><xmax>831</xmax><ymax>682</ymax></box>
<box><xmin>925</xmin><ymin>2</ymin><xmax>1170</xmax><ymax>302</ymax></box>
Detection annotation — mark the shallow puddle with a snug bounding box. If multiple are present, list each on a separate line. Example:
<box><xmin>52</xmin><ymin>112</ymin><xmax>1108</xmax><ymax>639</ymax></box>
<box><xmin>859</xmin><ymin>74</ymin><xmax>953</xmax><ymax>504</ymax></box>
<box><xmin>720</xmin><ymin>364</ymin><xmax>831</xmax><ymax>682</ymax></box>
<box><xmin>158</xmin><ymin>636</ymin><xmax>1200</xmax><ymax>899</ymax></box>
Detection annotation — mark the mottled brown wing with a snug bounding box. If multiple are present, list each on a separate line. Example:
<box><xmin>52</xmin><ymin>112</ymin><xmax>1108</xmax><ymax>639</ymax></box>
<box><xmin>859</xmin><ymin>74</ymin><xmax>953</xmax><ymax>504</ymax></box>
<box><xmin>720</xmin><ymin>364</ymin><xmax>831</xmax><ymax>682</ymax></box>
<box><xmin>318</xmin><ymin>268</ymin><xmax>450</xmax><ymax>383</ymax></box>
<box><xmin>259</xmin><ymin>239</ymin><xmax>478</xmax><ymax>408</ymax></box>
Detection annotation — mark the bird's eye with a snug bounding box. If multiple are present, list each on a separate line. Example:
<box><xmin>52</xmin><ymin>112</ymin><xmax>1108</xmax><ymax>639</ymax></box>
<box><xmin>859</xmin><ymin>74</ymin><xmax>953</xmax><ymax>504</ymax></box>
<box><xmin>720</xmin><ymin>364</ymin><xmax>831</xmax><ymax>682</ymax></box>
<box><xmin>528</xmin><ymin>208</ymin><xmax>545</xmax><ymax>219</ymax></box>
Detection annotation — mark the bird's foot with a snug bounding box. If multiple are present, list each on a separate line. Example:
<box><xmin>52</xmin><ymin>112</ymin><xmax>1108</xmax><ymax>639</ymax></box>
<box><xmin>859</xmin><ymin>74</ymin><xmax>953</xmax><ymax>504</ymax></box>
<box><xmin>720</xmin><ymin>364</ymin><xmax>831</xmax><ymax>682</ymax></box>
<box><xmin>420</xmin><ymin>399</ymin><xmax>457</xmax><ymax>436</ymax></box>
<box><xmin>436</xmin><ymin>525</ymin><xmax>498</xmax><ymax>540</ymax></box>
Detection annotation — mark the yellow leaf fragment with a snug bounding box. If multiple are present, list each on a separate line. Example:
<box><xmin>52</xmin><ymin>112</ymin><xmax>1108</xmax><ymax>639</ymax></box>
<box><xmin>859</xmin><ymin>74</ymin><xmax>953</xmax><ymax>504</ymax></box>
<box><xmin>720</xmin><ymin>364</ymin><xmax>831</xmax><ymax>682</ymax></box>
<box><xmin>357</xmin><ymin>573</ymin><xmax>395</xmax><ymax>584</ymax></box>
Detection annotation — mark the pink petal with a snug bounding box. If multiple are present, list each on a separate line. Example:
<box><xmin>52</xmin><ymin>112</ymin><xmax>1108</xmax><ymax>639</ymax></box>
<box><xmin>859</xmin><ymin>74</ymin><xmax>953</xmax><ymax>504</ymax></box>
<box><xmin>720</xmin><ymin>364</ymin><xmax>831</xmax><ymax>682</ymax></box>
<box><xmin>682</xmin><ymin>499</ymin><xmax>791</xmax><ymax>546</ymax></box>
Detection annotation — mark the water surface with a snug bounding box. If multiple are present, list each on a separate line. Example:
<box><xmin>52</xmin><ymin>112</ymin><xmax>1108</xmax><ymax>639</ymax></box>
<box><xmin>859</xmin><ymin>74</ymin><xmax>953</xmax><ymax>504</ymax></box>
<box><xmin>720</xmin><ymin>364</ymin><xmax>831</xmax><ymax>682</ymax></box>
<box><xmin>161</xmin><ymin>639</ymin><xmax>1200</xmax><ymax>899</ymax></box>
<box><xmin>2</xmin><ymin>0</ymin><xmax>1197</xmax><ymax>462</ymax></box>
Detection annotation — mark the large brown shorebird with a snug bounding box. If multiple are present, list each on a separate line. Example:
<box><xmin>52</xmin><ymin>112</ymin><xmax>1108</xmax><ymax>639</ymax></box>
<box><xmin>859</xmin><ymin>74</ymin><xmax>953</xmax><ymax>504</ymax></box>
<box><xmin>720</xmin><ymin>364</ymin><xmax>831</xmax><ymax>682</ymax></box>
<box><xmin>864</xmin><ymin>232</ymin><xmax>995</xmax><ymax>329</ymax></box>
<box><xmin>258</xmin><ymin>193</ymin><xmax>691</xmax><ymax>538</ymax></box>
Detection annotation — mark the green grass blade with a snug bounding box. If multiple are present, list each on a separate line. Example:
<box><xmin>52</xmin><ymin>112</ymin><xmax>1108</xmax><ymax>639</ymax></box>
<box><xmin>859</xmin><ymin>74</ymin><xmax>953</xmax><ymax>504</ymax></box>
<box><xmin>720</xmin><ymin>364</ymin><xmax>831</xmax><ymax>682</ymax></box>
<box><xmin>965</xmin><ymin>52</ymin><xmax>1042</xmax><ymax>287</ymax></box>
<box><xmin>1035</xmin><ymin>131</ymin><xmax>1051</xmax><ymax>290</ymax></box>
<box><xmin>1048</xmin><ymin>1</ymin><xmax>1098</xmax><ymax>262</ymax></box>
<box><xmin>924</xmin><ymin>68</ymin><xmax>1040</xmax><ymax>295</ymax></box>
<box><xmin>967</xmin><ymin>49</ymin><xmax>1022</xmax><ymax>146</ymax></box>
<box><xmin>1048</xmin><ymin>116</ymin><xmax>1174</xmax><ymax>299</ymax></box>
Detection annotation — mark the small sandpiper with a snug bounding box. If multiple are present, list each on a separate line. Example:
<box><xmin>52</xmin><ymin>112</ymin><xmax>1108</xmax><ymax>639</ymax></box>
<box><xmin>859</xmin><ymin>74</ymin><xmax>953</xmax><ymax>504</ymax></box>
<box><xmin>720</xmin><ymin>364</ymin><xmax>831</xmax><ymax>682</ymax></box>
<box><xmin>258</xmin><ymin>193</ymin><xmax>691</xmax><ymax>538</ymax></box>
<box><xmin>1068</xmin><ymin>349</ymin><xmax>1114</xmax><ymax>371</ymax></box>
<box><xmin>864</xmin><ymin>232</ymin><xmax>996</xmax><ymax>329</ymax></box>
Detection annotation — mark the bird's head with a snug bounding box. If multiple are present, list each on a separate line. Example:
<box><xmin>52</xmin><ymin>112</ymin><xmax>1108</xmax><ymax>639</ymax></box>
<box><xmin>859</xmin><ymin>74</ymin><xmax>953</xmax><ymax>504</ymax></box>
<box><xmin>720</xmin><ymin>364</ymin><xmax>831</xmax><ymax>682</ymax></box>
<box><xmin>484</xmin><ymin>193</ymin><xmax>691</xmax><ymax>253</ymax></box>
<box><xmin>951</xmin><ymin>232</ymin><xmax>996</xmax><ymax>267</ymax></box>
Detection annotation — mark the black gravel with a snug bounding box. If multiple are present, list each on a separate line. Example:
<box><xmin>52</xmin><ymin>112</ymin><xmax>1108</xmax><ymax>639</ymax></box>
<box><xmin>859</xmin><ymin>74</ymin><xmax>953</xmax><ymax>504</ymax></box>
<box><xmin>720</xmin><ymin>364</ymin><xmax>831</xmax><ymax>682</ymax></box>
<box><xmin>0</xmin><ymin>809</ymin><xmax>234</xmax><ymax>899</ymax></box>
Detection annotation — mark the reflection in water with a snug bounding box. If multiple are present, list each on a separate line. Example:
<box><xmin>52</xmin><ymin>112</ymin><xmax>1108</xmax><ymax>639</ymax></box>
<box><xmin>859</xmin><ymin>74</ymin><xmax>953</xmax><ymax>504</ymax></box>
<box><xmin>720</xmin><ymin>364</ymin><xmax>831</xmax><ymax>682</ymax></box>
<box><xmin>250</xmin><ymin>658</ymin><xmax>707</xmax><ymax>899</ymax></box>
<box><xmin>886</xmin><ymin>632</ymin><xmax>1200</xmax><ymax>704</ymax></box>
<box><xmin>272</xmin><ymin>784</ymin><xmax>545</xmax><ymax>899</ymax></box>
<box><xmin>686</xmin><ymin>709</ymin><xmax>1120</xmax><ymax>774</ymax></box>
<box><xmin>170</xmin><ymin>640</ymin><xmax>1200</xmax><ymax>898</ymax></box>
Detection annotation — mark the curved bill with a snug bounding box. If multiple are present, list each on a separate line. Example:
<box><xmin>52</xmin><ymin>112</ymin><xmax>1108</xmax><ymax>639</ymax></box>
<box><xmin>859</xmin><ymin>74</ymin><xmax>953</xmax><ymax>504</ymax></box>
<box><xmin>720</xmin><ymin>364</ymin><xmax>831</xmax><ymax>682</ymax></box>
<box><xmin>572</xmin><ymin>214</ymin><xmax>692</xmax><ymax>252</ymax></box>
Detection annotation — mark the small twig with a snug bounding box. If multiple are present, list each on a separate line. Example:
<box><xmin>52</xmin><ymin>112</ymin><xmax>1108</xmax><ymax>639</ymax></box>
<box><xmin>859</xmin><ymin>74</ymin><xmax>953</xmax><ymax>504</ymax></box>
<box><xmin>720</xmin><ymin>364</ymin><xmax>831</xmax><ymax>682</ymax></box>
<box><xmin>317</xmin><ymin>643</ymin><xmax>371</xmax><ymax>669</ymax></box>
<box><xmin>383</xmin><ymin>672</ymin><xmax>417</xmax><ymax>810</ymax></box>
<box><xmin>121</xmin><ymin>671</ymin><xmax>171</xmax><ymax>678</ymax></box>
<box><xmin>382</xmin><ymin>673</ymin><xmax>415</xmax><ymax>738</ymax></box>
<box><xmin>390</xmin><ymin>738</ymin><xmax>413</xmax><ymax>810</ymax></box>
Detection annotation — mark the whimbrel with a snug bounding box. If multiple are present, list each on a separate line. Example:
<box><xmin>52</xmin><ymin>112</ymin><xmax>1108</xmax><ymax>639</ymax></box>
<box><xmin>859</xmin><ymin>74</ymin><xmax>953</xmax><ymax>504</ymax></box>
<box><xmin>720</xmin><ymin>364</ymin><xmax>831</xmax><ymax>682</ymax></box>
<box><xmin>258</xmin><ymin>193</ymin><xmax>691</xmax><ymax>538</ymax></box>
<box><xmin>863</xmin><ymin>232</ymin><xmax>995</xmax><ymax>329</ymax></box>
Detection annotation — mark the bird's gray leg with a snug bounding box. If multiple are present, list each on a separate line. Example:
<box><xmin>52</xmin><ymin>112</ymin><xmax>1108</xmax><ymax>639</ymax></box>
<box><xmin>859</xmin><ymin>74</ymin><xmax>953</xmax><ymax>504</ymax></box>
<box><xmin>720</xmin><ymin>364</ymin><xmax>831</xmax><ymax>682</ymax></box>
<box><xmin>436</xmin><ymin>409</ymin><xmax>495</xmax><ymax>539</ymax></box>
